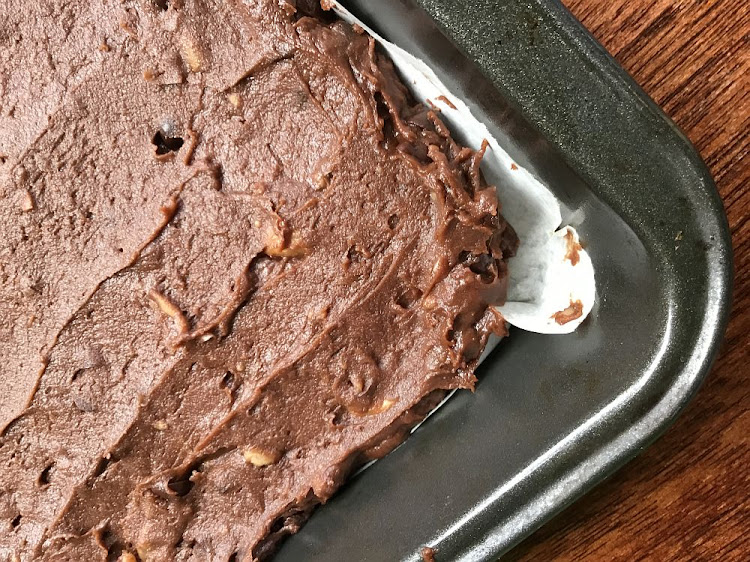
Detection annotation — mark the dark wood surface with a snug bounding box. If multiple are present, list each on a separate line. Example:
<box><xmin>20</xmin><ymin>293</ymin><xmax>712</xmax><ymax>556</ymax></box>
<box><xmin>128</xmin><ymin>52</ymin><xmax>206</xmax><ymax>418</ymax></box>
<box><xmin>504</xmin><ymin>1</ymin><xmax>749</xmax><ymax>560</ymax></box>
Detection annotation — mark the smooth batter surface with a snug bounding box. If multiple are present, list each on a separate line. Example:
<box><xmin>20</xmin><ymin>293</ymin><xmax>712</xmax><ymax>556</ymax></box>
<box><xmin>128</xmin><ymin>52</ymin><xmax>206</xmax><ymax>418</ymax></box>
<box><xmin>0</xmin><ymin>1</ymin><xmax>517</xmax><ymax>560</ymax></box>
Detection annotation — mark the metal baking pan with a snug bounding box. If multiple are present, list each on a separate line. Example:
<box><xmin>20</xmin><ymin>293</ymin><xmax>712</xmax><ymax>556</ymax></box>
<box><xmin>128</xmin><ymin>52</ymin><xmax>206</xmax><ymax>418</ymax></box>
<box><xmin>276</xmin><ymin>1</ymin><xmax>734</xmax><ymax>560</ymax></box>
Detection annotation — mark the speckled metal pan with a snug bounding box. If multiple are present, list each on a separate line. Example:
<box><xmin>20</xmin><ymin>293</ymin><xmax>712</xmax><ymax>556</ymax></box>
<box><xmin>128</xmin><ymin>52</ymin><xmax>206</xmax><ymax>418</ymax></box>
<box><xmin>275</xmin><ymin>1</ymin><xmax>733</xmax><ymax>560</ymax></box>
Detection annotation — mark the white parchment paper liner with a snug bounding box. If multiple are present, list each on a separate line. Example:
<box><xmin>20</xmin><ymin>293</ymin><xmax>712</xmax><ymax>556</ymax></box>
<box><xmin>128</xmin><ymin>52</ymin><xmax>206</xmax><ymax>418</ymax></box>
<box><xmin>330</xmin><ymin>1</ymin><xmax>596</xmax><ymax>335</ymax></box>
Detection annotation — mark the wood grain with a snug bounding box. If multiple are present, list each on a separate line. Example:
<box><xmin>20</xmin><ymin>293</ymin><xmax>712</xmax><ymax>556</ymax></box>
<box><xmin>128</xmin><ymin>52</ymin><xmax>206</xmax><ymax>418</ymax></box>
<box><xmin>503</xmin><ymin>0</ymin><xmax>750</xmax><ymax>560</ymax></box>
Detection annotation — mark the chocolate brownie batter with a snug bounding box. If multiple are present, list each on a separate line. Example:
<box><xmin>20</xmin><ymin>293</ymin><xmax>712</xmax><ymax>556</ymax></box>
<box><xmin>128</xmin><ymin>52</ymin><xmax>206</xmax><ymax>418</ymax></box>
<box><xmin>0</xmin><ymin>1</ymin><xmax>517</xmax><ymax>560</ymax></box>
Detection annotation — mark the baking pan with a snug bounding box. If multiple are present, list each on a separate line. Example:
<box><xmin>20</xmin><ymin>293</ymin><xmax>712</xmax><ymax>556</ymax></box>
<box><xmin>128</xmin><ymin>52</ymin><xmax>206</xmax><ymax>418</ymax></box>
<box><xmin>275</xmin><ymin>1</ymin><xmax>734</xmax><ymax>560</ymax></box>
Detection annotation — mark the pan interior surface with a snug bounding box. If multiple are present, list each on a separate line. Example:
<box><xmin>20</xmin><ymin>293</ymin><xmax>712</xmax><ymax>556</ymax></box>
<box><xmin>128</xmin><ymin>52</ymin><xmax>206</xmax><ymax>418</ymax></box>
<box><xmin>275</xmin><ymin>1</ymin><xmax>733</xmax><ymax>560</ymax></box>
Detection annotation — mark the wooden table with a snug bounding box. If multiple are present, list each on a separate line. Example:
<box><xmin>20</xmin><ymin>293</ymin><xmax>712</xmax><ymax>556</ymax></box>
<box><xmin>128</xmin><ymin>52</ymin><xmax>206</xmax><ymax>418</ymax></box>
<box><xmin>504</xmin><ymin>1</ymin><xmax>750</xmax><ymax>560</ymax></box>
